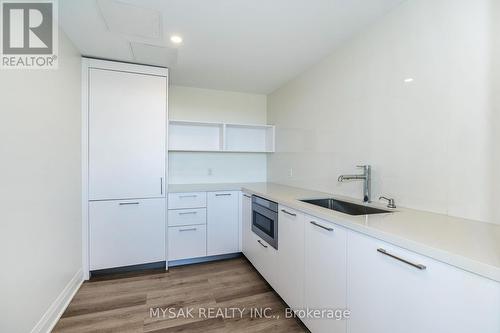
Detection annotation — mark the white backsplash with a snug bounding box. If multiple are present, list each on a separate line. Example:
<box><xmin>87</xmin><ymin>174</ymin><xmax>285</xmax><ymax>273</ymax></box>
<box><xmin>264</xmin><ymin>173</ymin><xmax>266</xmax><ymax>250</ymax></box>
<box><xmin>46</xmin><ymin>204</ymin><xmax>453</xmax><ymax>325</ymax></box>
<box><xmin>169</xmin><ymin>152</ymin><xmax>267</xmax><ymax>184</ymax></box>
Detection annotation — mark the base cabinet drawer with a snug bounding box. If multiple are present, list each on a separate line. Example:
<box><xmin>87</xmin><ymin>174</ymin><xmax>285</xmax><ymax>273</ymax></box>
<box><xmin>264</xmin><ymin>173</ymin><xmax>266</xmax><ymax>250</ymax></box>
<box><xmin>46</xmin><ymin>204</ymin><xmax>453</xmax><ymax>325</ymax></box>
<box><xmin>168</xmin><ymin>225</ymin><xmax>207</xmax><ymax>260</ymax></box>
<box><xmin>168</xmin><ymin>192</ymin><xmax>206</xmax><ymax>209</ymax></box>
<box><xmin>168</xmin><ymin>208</ymin><xmax>206</xmax><ymax>227</ymax></box>
<box><xmin>247</xmin><ymin>231</ymin><xmax>278</xmax><ymax>288</ymax></box>
<box><xmin>90</xmin><ymin>198</ymin><xmax>166</xmax><ymax>271</ymax></box>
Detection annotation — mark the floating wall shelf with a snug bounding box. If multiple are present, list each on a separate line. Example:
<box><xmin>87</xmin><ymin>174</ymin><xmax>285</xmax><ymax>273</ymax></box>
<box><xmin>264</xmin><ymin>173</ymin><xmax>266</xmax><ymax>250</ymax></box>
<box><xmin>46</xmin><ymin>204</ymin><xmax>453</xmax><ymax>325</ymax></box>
<box><xmin>169</xmin><ymin>120</ymin><xmax>275</xmax><ymax>153</ymax></box>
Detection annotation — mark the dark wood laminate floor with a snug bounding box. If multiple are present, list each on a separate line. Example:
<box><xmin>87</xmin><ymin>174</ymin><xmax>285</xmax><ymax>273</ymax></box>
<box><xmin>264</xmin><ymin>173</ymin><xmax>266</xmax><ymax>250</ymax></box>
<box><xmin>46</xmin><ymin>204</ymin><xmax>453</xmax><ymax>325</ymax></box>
<box><xmin>53</xmin><ymin>257</ymin><xmax>308</xmax><ymax>333</ymax></box>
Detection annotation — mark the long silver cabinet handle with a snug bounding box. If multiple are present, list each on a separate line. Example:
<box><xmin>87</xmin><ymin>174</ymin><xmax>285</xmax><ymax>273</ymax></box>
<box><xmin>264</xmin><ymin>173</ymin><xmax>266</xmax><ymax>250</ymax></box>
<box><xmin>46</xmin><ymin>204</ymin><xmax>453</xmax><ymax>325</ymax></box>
<box><xmin>310</xmin><ymin>221</ymin><xmax>333</xmax><ymax>231</ymax></box>
<box><xmin>119</xmin><ymin>202</ymin><xmax>140</xmax><ymax>205</ymax></box>
<box><xmin>377</xmin><ymin>248</ymin><xmax>427</xmax><ymax>270</ymax></box>
<box><xmin>179</xmin><ymin>211</ymin><xmax>197</xmax><ymax>215</ymax></box>
<box><xmin>281</xmin><ymin>209</ymin><xmax>297</xmax><ymax>217</ymax></box>
<box><xmin>215</xmin><ymin>193</ymin><xmax>232</xmax><ymax>196</ymax></box>
<box><xmin>179</xmin><ymin>195</ymin><xmax>197</xmax><ymax>198</ymax></box>
<box><xmin>257</xmin><ymin>240</ymin><xmax>268</xmax><ymax>248</ymax></box>
<box><xmin>243</xmin><ymin>194</ymin><xmax>252</xmax><ymax>198</ymax></box>
<box><xmin>179</xmin><ymin>227</ymin><xmax>197</xmax><ymax>232</ymax></box>
<box><xmin>160</xmin><ymin>178</ymin><xmax>163</xmax><ymax>195</ymax></box>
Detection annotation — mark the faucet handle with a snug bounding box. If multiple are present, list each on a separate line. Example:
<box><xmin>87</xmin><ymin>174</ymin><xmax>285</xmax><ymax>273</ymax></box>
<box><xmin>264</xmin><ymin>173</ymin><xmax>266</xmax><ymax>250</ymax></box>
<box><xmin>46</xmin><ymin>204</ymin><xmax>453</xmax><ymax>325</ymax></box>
<box><xmin>379</xmin><ymin>196</ymin><xmax>396</xmax><ymax>209</ymax></box>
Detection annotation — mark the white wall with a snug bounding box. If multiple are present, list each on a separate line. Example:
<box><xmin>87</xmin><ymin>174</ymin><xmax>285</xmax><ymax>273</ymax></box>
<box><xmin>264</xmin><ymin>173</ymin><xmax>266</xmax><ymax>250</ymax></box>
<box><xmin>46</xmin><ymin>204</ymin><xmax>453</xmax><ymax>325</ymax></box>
<box><xmin>0</xmin><ymin>30</ymin><xmax>82</xmax><ymax>332</ymax></box>
<box><xmin>492</xmin><ymin>0</ymin><xmax>500</xmax><ymax>224</ymax></box>
<box><xmin>169</xmin><ymin>86</ymin><xmax>267</xmax><ymax>184</ymax></box>
<box><xmin>268</xmin><ymin>0</ymin><xmax>500</xmax><ymax>223</ymax></box>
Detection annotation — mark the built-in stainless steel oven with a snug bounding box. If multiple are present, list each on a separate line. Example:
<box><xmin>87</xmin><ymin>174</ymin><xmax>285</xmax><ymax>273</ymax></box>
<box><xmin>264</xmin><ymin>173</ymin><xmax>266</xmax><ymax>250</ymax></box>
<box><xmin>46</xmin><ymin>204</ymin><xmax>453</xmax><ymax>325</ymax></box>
<box><xmin>252</xmin><ymin>195</ymin><xmax>278</xmax><ymax>249</ymax></box>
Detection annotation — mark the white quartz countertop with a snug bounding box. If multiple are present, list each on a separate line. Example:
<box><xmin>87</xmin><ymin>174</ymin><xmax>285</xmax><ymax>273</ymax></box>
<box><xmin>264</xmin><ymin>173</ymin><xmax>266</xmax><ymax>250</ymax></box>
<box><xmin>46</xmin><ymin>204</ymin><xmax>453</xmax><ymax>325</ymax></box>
<box><xmin>168</xmin><ymin>182</ymin><xmax>500</xmax><ymax>282</ymax></box>
<box><xmin>168</xmin><ymin>183</ymin><xmax>252</xmax><ymax>193</ymax></box>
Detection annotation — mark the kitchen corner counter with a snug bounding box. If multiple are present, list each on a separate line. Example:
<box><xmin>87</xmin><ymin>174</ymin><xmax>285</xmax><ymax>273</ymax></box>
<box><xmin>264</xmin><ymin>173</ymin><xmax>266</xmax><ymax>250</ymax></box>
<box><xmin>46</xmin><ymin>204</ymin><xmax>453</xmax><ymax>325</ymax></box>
<box><xmin>169</xmin><ymin>182</ymin><xmax>500</xmax><ymax>282</ymax></box>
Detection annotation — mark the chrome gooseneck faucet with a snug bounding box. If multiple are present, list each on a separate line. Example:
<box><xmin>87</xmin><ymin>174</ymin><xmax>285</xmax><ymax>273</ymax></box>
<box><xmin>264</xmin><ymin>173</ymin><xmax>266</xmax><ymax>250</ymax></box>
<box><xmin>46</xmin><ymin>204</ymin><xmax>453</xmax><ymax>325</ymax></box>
<box><xmin>338</xmin><ymin>165</ymin><xmax>371</xmax><ymax>203</ymax></box>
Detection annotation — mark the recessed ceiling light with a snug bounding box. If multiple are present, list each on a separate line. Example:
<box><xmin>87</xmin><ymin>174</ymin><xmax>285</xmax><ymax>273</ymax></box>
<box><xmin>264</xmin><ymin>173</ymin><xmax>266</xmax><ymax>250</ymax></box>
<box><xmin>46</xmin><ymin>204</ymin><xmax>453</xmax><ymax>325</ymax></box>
<box><xmin>404</xmin><ymin>78</ymin><xmax>414</xmax><ymax>83</ymax></box>
<box><xmin>170</xmin><ymin>35</ymin><xmax>183</xmax><ymax>44</ymax></box>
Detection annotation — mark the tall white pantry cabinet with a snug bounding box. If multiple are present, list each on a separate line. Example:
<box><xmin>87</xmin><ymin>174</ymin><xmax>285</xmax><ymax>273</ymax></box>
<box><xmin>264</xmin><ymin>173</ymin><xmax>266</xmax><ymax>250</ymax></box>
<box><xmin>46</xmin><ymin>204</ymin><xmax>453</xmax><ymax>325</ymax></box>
<box><xmin>82</xmin><ymin>59</ymin><xmax>168</xmax><ymax>278</ymax></box>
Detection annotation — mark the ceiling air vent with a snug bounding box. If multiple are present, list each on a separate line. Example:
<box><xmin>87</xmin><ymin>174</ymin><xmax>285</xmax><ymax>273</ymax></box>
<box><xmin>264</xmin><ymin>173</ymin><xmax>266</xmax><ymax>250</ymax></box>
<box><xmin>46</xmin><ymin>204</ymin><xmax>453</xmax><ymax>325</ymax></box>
<box><xmin>97</xmin><ymin>0</ymin><xmax>162</xmax><ymax>39</ymax></box>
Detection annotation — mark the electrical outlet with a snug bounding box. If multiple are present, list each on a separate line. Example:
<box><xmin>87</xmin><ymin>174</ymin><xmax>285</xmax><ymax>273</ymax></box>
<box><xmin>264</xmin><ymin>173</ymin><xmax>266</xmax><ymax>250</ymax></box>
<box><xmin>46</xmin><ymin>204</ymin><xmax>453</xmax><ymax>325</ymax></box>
<box><xmin>207</xmin><ymin>168</ymin><xmax>213</xmax><ymax>176</ymax></box>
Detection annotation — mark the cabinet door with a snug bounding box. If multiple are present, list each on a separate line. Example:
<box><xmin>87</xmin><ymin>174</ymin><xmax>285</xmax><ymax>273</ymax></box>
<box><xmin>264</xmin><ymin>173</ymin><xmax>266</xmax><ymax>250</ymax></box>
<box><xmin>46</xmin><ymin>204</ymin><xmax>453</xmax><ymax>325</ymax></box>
<box><xmin>304</xmin><ymin>215</ymin><xmax>347</xmax><ymax>333</ymax></box>
<box><xmin>347</xmin><ymin>230</ymin><xmax>500</xmax><ymax>333</ymax></box>
<box><xmin>89</xmin><ymin>198</ymin><xmax>165</xmax><ymax>270</ymax></box>
<box><xmin>241</xmin><ymin>193</ymin><xmax>253</xmax><ymax>256</ymax></box>
<box><xmin>207</xmin><ymin>191</ymin><xmax>239</xmax><ymax>256</ymax></box>
<box><xmin>89</xmin><ymin>69</ymin><xmax>166</xmax><ymax>200</ymax></box>
<box><xmin>276</xmin><ymin>206</ymin><xmax>304</xmax><ymax>310</ymax></box>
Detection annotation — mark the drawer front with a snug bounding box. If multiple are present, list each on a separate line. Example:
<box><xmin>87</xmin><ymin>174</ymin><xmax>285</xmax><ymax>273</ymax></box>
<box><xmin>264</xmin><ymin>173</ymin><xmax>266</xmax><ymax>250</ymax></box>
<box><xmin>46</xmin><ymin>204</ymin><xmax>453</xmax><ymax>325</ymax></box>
<box><xmin>168</xmin><ymin>208</ymin><xmax>206</xmax><ymax>227</ymax></box>
<box><xmin>246</xmin><ymin>231</ymin><xmax>278</xmax><ymax>289</ymax></box>
<box><xmin>168</xmin><ymin>192</ymin><xmax>207</xmax><ymax>209</ymax></box>
<box><xmin>90</xmin><ymin>198</ymin><xmax>166</xmax><ymax>270</ymax></box>
<box><xmin>168</xmin><ymin>225</ymin><xmax>207</xmax><ymax>261</ymax></box>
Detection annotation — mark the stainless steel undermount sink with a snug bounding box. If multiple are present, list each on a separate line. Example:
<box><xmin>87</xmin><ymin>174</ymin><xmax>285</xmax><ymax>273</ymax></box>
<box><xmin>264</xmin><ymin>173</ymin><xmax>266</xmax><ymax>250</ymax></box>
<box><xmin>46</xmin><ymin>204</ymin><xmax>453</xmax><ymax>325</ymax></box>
<box><xmin>300</xmin><ymin>198</ymin><xmax>392</xmax><ymax>215</ymax></box>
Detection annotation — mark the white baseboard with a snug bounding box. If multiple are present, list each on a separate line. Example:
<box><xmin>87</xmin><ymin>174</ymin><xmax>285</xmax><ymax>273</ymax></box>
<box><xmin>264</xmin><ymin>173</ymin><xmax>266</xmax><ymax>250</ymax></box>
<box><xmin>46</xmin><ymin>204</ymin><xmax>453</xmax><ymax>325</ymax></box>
<box><xmin>30</xmin><ymin>269</ymin><xmax>83</xmax><ymax>333</ymax></box>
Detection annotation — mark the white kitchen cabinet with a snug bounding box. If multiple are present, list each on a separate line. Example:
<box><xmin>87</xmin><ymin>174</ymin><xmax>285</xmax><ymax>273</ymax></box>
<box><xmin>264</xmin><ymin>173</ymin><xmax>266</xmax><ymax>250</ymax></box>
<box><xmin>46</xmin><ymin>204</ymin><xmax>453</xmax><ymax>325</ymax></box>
<box><xmin>304</xmin><ymin>215</ymin><xmax>347</xmax><ymax>333</ymax></box>
<box><xmin>276</xmin><ymin>206</ymin><xmax>304</xmax><ymax>310</ymax></box>
<box><xmin>168</xmin><ymin>208</ymin><xmax>206</xmax><ymax>227</ymax></box>
<box><xmin>88</xmin><ymin>68</ymin><xmax>167</xmax><ymax>200</ymax></box>
<box><xmin>168</xmin><ymin>192</ymin><xmax>207</xmax><ymax>209</ymax></box>
<box><xmin>241</xmin><ymin>192</ymin><xmax>253</xmax><ymax>255</ymax></box>
<box><xmin>247</xmin><ymin>229</ymin><xmax>278</xmax><ymax>288</ymax></box>
<box><xmin>347</xmin><ymin>230</ymin><xmax>500</xmax><ymax>333</ymax></box>
<box><xmin>167</xmin><ymin>198</ymin><xmax>207</xmax><ymax>261</ymax></box>
<box><xmin>207</xmin><ymin>191</ymin><xmax>239</xmax><ymax>256</ymax></box>
<box><xmin>168</xmin><ymin>225</ymin><xmax>207</xmax><ymax>261</ymax></box>
<box><xmin>89</xmin><ymin>198</ymin><xmax>166</xmax><ymax>270</ymax></box>
<box><xmin>166</xmin><ymin>190</ymin><xmax>239</xmax><ymax>261</ymax></box>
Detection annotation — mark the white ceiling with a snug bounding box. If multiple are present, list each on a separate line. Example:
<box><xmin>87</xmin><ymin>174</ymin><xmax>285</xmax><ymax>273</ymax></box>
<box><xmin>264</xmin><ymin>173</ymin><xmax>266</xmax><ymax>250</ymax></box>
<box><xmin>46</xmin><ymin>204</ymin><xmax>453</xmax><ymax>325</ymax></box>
<box><xmin>60</xmin><ymin>0</ymin><xmax>404</xmax><ymax>94</ymax></box>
